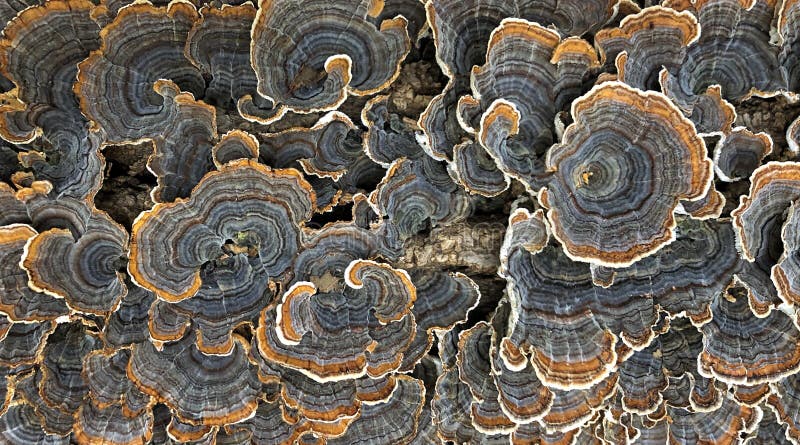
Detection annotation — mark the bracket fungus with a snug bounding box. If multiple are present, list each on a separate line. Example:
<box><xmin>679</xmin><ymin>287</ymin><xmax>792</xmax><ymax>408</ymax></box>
<box><xmin>1</xmin><ymin>0</ymin><xmax>800</xmax><ymax>442</ymax></box>
<box><xmin>541</xmin><ymin>81</ymin><xmax>713</xmax><ymax>266</ymax></box>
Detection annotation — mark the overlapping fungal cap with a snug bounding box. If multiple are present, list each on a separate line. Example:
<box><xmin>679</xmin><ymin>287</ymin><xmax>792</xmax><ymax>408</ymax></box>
<box><xmin>789</xmin><ymin>116</ymin><xmax>800</xmax><ymax>154</ymax></box>
<box><xmin>0</xmin><ymin>402</ymin><xmax>69</xmax><ymax>445</ymax></box>
<box><xmin>660</xmin><ymin>0</ymin><xmax>786</xmax><ymax>131</ymax></box>
<box><xmin>128</xmin><ymin>333</ymin><xmax>260</xmax><ymax>426</ymax></box>
<box><xmin>250</xmin><ymin>0</ymin><xmax>410</xmax><ymax>114</ymax></box>
<box><xmin>260</xmin><ymin>112</ymin><xmax>363</xmax><ymax>181</ymax></box>
<box><xmin>211</xmin><ymin>130</ymin><xmax>259</xmax><ymax>169</ymax></box>
<box><xmin>0</xmin><ymin>0</ymin><xmax>104</xmax><ymax>198</ymax></box>
<box><xmin>83</xmin><ymin>349</ymin><xmax>149</xmax><ymax>414</ymax></box>
<box><xmin>129</xmin><ymin>159</ymin><xmax>314</xmax><ymax>302</ymax></box>
<box><xmin>733</xmin><ymin>162</ymin><xmax>800</xmax><ymax>305</ymax></box>
<box><xmin>501</xmin><ymin>206</ymin><xmax>737</xmax><ymax>389</ymax></box>
<box><xmin>456</xmin><ymin>322</ymin><xmax>516</xmax><ymax>434</ymax></box>
<box><xmin>450</xmin><ymin>141</ymin><xmax>510</xmax><ymax>196</ymax></box>
<box><xmin>13</xmin><ymin>368</ymin><xmax>74</xmax><ymax>437</ymax></box>
<box><xmin>257</xmin><ymin>259</ymin><xmax>416</xmax><ymax>381</ymax></box>
<box><xmin>541</xmin><ymin>81</ymin><xmax>713</xmax><ymax>266</ymax></box>
<box><xmin>713</xmin><ymin>128</ymin><xmax>773</xmax><ymax>182</ymax></box>
<box><xmin>39</xmin><ymin>321</ymin><xmax>102</xmax><ymax>426</ymax></box>
<box><xmin>149</xmin><ymin>252</ymin><xmax>272</xmax><ymax>354</ymax></box>
<box><xmin>21</xmin><ymin>207</ymin><xmax>128</xmax><ymax>314</ymax></box>
<box><xmin>75</xmin><ymin>348</ymin><xmax>153</xmax><ymax>445</ymax></box>
<box><xmin>185</xmin><ymin>4</ymin><xmax>281</xmax><ymax>122</ymax></box>
<box><xmin>102</xmin><ymin>282</ymin><xmax>154</xmax><ymax>347</ymax></box>
<box><xmin>744</xmin><ymin>410</ymin><xmax>792</xmax><ymax>444</ymax></box>
<box><xmin>0</xmin><ymin>321</ymin><xmax>53</xmax><ymax>370</ymax></box>
<box><xmin>251</xmin><ymin>353</ymin><xmax>363</xmax><ymax>424</ymax></box>
<box><xmin>773</xmin><ymin>203</ymin><xmax>800</xmax><ymax>311</ymax></box>
<box><xmin>361</xmin><ymin>95</ymin><xmax>424</xmax><ymax>167</ymax></box>
<box><xmin>145</xmin><ymin>81</ymin><xmax>216</xmax><ymax>203</ymax></box>
<box><xmin>420</xmin><ymin>0</ymin><xmax>616</xmax><ymax>160</ymax></box>
<box><xmin>700</xmin><ymin>293</ymin><xmax>800</xmax><ymax>385</ymax></box>
<box><xmin>0</xmin><ymin>224</ymin><xmax>68</xmax><ymax>321</ymax></box>
<box><xmin>467</xmin><ymin>19</ymin><xmax>598</xmax><ymax>190</ymax></box>
<box><xmin>779</xmin><ymin>0</ymin><xmax>800</xmax><ymax>92</ymax></box>
<box><xmin>74</xmin><ymin>399</ymin><xmax>153</xmax><ymax>445</ymax></box>
<box><xmin>324</xmin><ymin>376</ymin><xmax>425</xmax><ymax>445</ymax></box>
<box><xmin>768</xmin><ymin>371</ymin><xmax>800</xmax><ymax>443</ymax></box>
<box><xmin>595</xmin><ymin>6</ymin><xmax>699</xmax><ymax>91</ymax></box>
<box><xmin>427</xmin><ymin>0</ymin><xmax>615</xmax><ymax>79</ymax></box>
<box><xmin>667</xmin><ymin>394</ymin><xmax>761</xmax><ymax>444</ymax></box>
<box><xmin>432</xmin><ymin>328</ymin><xmax>509</xmax><ymax>444</ymax></box>
<box><xmin>75</xmin><ymin>1</ymin><xmax>204</xmax><ymax>144</ymax></box>
<box><xmin>400</xmin><ymin>269</ymin><xmax>480</xmax><ymax>371</ymax></box>
<box><xmin>371</xmin><ymin>157</ymin><xmax>472</xmax><ymax>241</ymax></box>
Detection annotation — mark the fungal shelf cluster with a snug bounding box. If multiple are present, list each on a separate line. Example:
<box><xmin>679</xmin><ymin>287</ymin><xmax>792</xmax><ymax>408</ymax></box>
<box><xmin>0</xmin><ymin>0</ymin><xmax>800</xmax><ymax>444</ymax></box>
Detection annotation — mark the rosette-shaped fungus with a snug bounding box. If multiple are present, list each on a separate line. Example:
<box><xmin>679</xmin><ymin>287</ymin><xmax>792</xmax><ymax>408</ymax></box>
<box><xmin>733</xmin><ymin>162</ymin><xmax>800</xmax><ymax>306</ymax></box>
<box><xmin>595</xmin><ymin>6</ymin><xmax>699</xmax><ymax>91</ymax></box>
<box><xmin>420</xmin><ymin>0</ymin><xmax>616</xmax><ymax>159</ymax></box>
<box><xmin>501</xmin><ymin>207</ymin><xmax>738</xmax><ymax>389</ymax></box>
<box><xmin>130</xmin><ymin>159</ymin><xmax>314</xmax><ymax>302</ymax></box>
<box><xmin>0</xmin><ymin>0</ymin><xmax>103</xmax><ymax>198</ymax></box>
<box><xmin>128</xmin><ymin>334</ymin><xmax>260</xmax><ymax>426</ymax></box>
<box><xmin>185</xmin><ymin>4</ymin><xmax>281</xmax><ymax>123</ymax></box>
<box><xmin>661</xmin><ymin>0</ymin><xmax>786</xmax><ymax>131</ymax></box>
<box><xmin>75</xmin><ymin>1</ymin><xmax>204</xmax><ymax>144</ymax></box>
<box><xmin>540</xmin><ymin>81</ymin><xmax>713</xmax><ymax>266</ymax></box>
<box><xmin>250</xmin><ymin>0</ymin><xmax>410</xmax><ymax>114</ymax></box>
<box><xmin>466</xmin><ymin>19</ymin><xmax>598</xmax><ymax>190</ymax></box>
<box><xmin>257</xmin><ymin>259</ymin><xmax>416</xmax><ymax>381</ymax></box>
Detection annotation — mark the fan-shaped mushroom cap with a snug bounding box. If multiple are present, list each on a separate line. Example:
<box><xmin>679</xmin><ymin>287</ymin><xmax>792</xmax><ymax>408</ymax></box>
<box><xmin>700</xmin><ymin>293</ymin><xmax>800</xmax><ymax>385</ymax></box>
<box><xmin>251</xmin><ymin>0</ymin><xmax>410</xmax><ymax>114</ymax></box>
<box><xmin>371</xmin><ymin>157</ymin><xmax>472</xmax><ymax>241</ymax></box>
<box><xmin>22</xmin><ymin>208</ymin><xmax>128</xmax><ymax>314</ymax></box>
<box><xmin>211</xmin><ymin>130</ymin><xmax>259</xmax><ymax>169</ymax></box>
<box><xmin>129</xmin><ymin>160</ymin><xmax>314</xmax><ymax>302</ymax></box>
<box><xmin>595</xmin><ymin>6</ymin><xmax>699</xmax><ymax>91</ymax></box>
<box><xmin>0</xmin><ymin>224</ymin><xmax>68</xmax><ymax>321</ymax></box>
<box><xmin>75</xmin><ymin>1</ymin><xmax>204</xmax><ymax>144</ymax></box>
<box><xmin>470</xmin><ymin>19</ymin><xmax>599</xmax><ymax>190</ymax></box>
<box><xmin>541</xmin><ymin>81</ymin><xmax>713</xmax><ymax>266</ymax></box>
<box><xmin>0</xmin><ymin>403</ymin><xmax>68</xmax><ymax>445</ymax></box>
<box><xmin>258</xmin><ymin>260</ymin><xmax>415</xmax><ymax>381</ymax></box>
<box><xmin>128</xmin><ymin>334</ymin><xmax>260</xmax><ymax>426</ymax></box>
<box><xmin>0</xmin><ymin>0</ymin><xmax>104</xmax><ymax>199</ymax></box>
<box><xmin>713</xmin><ymin>128</ymin><xmax>773</xmax><ymax>182</ymax></box>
